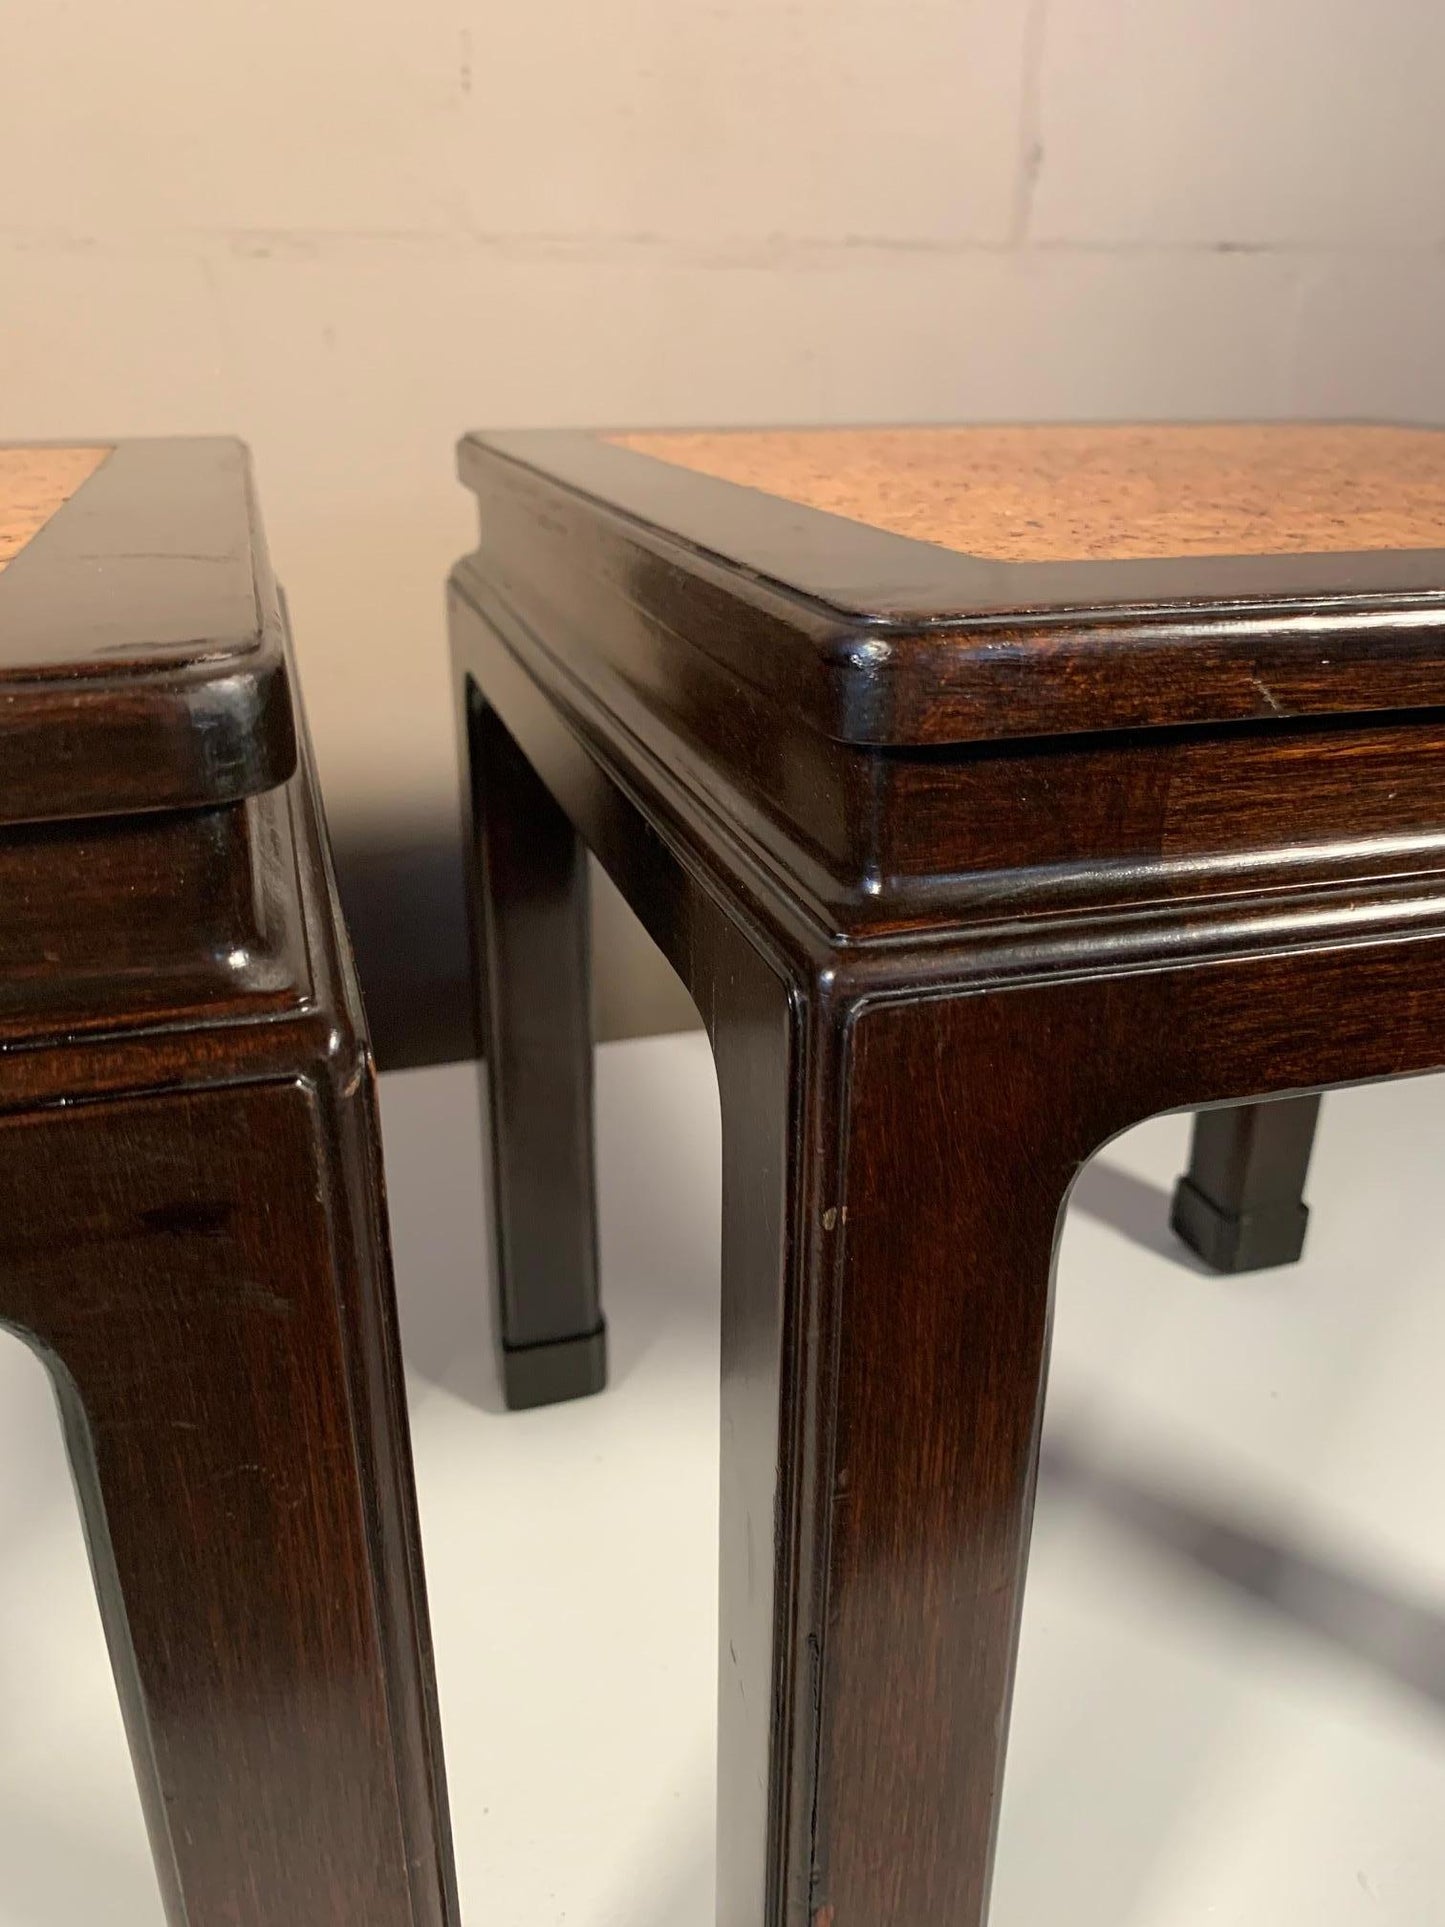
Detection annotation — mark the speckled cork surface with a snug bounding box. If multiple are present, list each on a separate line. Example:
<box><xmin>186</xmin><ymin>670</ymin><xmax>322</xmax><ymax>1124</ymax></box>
<box><xmin>0</xmin><ymin>446</ymin><xmax>111</xmax><ymax>576</ymax></box>
<box><xmin>610</xmin><ymin>424</ymin><xmax>1445</xmax><ymax>563</ymax></box>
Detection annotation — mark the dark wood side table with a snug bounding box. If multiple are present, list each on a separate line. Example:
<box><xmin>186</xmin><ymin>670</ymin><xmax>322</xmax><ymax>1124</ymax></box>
<box><xmin>0</xmin><ymin>441</ymin><xmax>458</xmax><ymax>1927</ymax></box>
<box><xmin>451</xmin><ymin>422</ymin><xmax>1445</xmax><ymax>1927</ymax></box>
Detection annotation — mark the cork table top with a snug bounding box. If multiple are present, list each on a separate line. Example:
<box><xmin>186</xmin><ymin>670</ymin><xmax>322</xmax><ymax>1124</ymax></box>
<box><xmin>611</xmin><ymin>423</ymin><xmax>1445</xmax><ymax>564</ymax></box>
<box><xmin>0</xmin><ymin>446</ymin><xmax>112</xmax><ymax>575</ymax></box>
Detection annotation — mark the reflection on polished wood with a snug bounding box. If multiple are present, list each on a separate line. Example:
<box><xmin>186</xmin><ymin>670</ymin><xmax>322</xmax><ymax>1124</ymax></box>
<box><xmin>455</xmin><ymin>421</ymin><xmax>1445</xmax><ymax>1926</ymax></box>
<box><xmin>0</xmin><ymin>437</ymin><xmax>458</xmax><ymax>1927</ymax></box>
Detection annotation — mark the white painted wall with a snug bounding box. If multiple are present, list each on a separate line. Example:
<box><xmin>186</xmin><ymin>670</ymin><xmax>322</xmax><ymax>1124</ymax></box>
<box><xmin>4</xmin><ymin>0</ymin><xmax>1443</xmax><ymax>1039</ymax></box>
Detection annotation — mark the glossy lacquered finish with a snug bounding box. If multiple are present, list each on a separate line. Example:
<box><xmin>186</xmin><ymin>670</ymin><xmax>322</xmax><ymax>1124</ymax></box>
<box><xmin>0</xmin><ymin>439</ymin><xmax>295</xmax><ymax>823</ymax></box>
<box><xmin>452</xmin><ymin>422</ymin><xmax>1445</xmax><ymax>1927</ymax></box>
<box><xmin>461</xmin><ymin>425</ymin><xmax>1445</xmax><ymax>746</ymax></box>
<box><xmin>0</xmin><ymin>440</ymin><xmax>457</xmax><ymax>1927</ymax></box>
<box><xmin>1172</xmin><ymin>1092</ymin><xmax>1322</xmax><ymax>1272</ymax></box>
<box><xmin>463</xmin><ymin>684</ymin><xmax>607</xmax><ymax>1407</ymax></box>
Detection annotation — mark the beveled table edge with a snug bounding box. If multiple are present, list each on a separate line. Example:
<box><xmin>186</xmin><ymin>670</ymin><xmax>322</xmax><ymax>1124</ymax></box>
<box><xmin>461</xmin><ymin>422</ymin><xmax>1445</xmax><ymax>627</ymax></box>
<box><xmin>459</xmin><ymin>426</ymin><xmax>1445</xmax><ymax>748</ymax></box>
<box><xmin>0</xmin><ymin>437</ymin><xmax>297</xmax><ymax>822</ymax></box>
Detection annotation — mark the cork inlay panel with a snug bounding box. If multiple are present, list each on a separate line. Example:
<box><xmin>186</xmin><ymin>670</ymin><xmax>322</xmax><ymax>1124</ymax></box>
<box><xmin>0</xmin><ymin>446</ymin><xmax>111</xmax><ymax>576</ymax></box>
<box><xmin>610</xmin><ymin>424</ymin><xmax>1445</xmax><ymax>563</ymax></box>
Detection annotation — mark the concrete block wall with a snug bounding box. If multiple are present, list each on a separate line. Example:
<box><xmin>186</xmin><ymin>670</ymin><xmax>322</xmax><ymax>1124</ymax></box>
<box><xmin>4</xmin><ymin>0</ymin><xmax>1443</xmax><ymax>1057</ymax></box>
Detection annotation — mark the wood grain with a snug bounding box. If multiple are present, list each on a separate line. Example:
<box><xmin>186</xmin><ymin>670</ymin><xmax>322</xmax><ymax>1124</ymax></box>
<box><xmin>0</xmin><ymin>438</ymin><xmax>459</xmax><ymax>1927</ymax></box>
<box><xmin>612</xmin><ymin>422</ymin><xmax>1445</xmax><ymax>562</ymax></box>
<box><xmin>0</xmin><ymin>445</ymin><xmax>110</xmax><ymax>572</ymax></box>
<box><xmin>454</xmin><ymin>420</ymin><xmax>1445</xmax><ymax>1925</ymax></box>
<box><xmin>0</xmin><ymin>439</ymin><xmax>295</xmax><ymax>824</ymax></box>
<box><xmin>0</xmin><ymin>1080</ymin><xmax>448</xmax><ymax>1927</ymax></box>
<box><xmin>463</xmin><ymin>430</ymin><xmax>1445</xmax><ymax>747</ymax></box>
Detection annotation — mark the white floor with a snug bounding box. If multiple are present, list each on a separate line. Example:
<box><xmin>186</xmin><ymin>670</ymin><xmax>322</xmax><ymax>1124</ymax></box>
<box><xmin>2</xmin><ymin>1034</ymin><xmax>1445</xmax><ymax>1924</ymax></box>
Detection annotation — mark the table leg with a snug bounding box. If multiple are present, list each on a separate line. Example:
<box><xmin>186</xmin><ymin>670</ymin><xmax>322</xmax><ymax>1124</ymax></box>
<box><xmin>0</xmin><ymin>1075</ymin><xmax>458</xmax><ymax>1927</ymax></box>
<box><xmin>709</xmin><ymin>975</ymin><xmax>1086</xmax><ymax>1927</ymax></box>
<box><xmin>1171</xmin><ymin>1094</ymin><xmax>1321</xmax><ymax>1273</ymax></box>
<box><xmin>461</xmin><ymin>681</ymin><xmax>605</xmax><ymax>1408</ymax></box>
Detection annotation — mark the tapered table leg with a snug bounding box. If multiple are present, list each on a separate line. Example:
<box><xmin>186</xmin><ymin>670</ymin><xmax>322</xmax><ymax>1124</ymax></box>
<box><xmin>0</xmin><ymin>1076</ymin><xmax>458</xmax><ymax>1927</ymax></box>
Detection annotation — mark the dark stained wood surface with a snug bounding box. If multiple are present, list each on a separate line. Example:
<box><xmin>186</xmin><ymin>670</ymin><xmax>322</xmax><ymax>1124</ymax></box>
<box><xmin>0</xmin><ymin>438</ymin><xmax>295</xmax><ymax>822</ymax></box>
<box><xmin>454</xmin><ymin>421</ymin><xmax>1445</xmax><ymax>1926</ymax></box>
<box><xmin>0</xmin><ymin>1079</ymin><xmax>447</xmax><ymax>1926</ymax></box>
<box><xmin>462</xmin><ymin>425</ymin><xmax>1445</xmax><ymax>745</ymax></box>
<box><xmin>0</xmin><ymin>699</ymin><xmax>460</xmax><ymax>1926</ymax></box>
<box><xmin>812</xmin><ymin>954</ymin><xmax>1445</xmax><ymax>1927</ymax></box>
<box><xmin>0</xmin><ymin>440</ymin><xmax>459</xmax><ymax>1927</ymax></box>
<box><xmin>462</xmin><ymin>683</ymin><xmax>606</xmax><ymax>1407</ymax></box>
<box><xmin>1172</xmin><ymin>1095</ymin><xmax>1321</xmax><ymax>1272</ymax></box>
<box><xmin>0</xmin><ymin>789</ymin><xmax>306</xmax><ymax>1039</ymax></box>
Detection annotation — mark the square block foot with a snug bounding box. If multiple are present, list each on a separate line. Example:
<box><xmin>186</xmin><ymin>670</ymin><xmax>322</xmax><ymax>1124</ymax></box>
<box><xmin>1170</xmin><ymin>1179</ymin><xmax>1309</xmax><ymax>1274</ymax></box>
<box><xmin>502</xmin><ymin>1324</ymin><xmax>608</xmax><ymax>1410</ymax></box>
